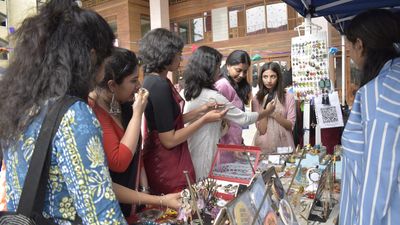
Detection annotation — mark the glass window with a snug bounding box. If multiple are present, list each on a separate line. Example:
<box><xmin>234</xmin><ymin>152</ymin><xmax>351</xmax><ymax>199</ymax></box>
<box><xmin>140</xmin><ymin>15</ymin><xmax>150</xmax><ymax>38</ymax></box>
<box><xmin>178</xmin><ymin>21</ymin><xmax>189</xmax><ymax>45</ymax></box>
<box><xmin>246</xmin><ymin>5</ymin><xmax>266</xmax><ymax>35</ymax></box>
<box><xmin>170</xmin><ymin>21</ymin><xmax>189</xmax><ymax>44</ymax></box>
<box><xmin>229</xmin><ymin>9</ymin><xmax>239</xmax><ymax>28</ymax></box>
<box><xmin>266</xmin><ymin>3</ymin><xmax>288</xmax><ymax>32</ymax></box>
<box><xmin>229</xmin><ymin>6</ymin><xmax>245</xmax><ymax>38</ymax></box>
<box><xmin>191</xmin><ymin>17</ymin><xmax>204</xmax><ymax>42</ymax></box>
<box><xmin>106</xmin><ymin>16</ymin><xmax>118</xmax><ymax>38</ymax></box>
<box><xmin>109</xmin><ymin>21</ymin><xmax>117</xmax><ymax>38</ymax></box>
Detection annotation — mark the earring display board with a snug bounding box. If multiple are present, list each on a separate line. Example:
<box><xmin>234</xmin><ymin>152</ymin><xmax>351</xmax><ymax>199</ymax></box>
<box><xmin>291</xmin><ymin>32</ymin><xmax>330</xmax><ymax>100</ymax></box>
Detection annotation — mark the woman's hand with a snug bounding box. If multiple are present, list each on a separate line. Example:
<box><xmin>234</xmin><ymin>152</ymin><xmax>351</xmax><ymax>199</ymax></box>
<box><xmin>202</xmin><ymin>108</ymin><xmax>228</xmax><ymax>123</ymax></box>
<box><xmin>270</xmin><ymin>111</ymin><xmax>279</xmax><ymax>119</ymax></box>
<box><xmin>132</xmin><ymin>88</ymin><xmax>149</xmax><ymax>114</ymax></box>
<box><xmin>202</xmin><ymin>101</ymin><xmax>225</xmax><ymax>113</ymax></box>
<box><xmin>161</xmin><ymin>193</ymin><xmax>182</xmax><ymax>210</ymax></box>
<box><xmin>264</xmin><ymin>99</ymin><xmax>276</xmax><ymax>115</ymax></box>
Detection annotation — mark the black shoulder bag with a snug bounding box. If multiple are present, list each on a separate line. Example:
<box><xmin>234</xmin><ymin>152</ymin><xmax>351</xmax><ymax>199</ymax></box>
<box><xmin>0</xmin><ymin>96</ymin><xmax>82</xmax><ymax>225</ymax></box>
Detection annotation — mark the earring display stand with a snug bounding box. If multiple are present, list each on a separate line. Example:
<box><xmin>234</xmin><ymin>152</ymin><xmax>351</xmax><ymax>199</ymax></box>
<box><xmin>291</xmin><ymin>32</ymin><xmax>330</xmax><ymax>101</ymax></box>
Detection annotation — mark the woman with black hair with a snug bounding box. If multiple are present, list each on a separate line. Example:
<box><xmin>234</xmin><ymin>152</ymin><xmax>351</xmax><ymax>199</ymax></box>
<box><xmin>340</xmin><ymin>9</ymin><xmax>400</xmax><ymax>225</ymax></box>
<box><xmin>216</xmin><ymin>50</ymin><xmax>253</xmax><ymax>145</ymax></box>
<box><xmin>184</xmin><ymin>46</ymin><xmax>275</xmax><ymax>178</ymax></box>
<box><xmin>89</xmin><ymin>47</ymin><xmax>181</xmax><ymax>215</ymax></box>
<box><xmin>139</xmin><ymin>28</ymin><xmax>226</xmax><ymax>195</ymax></box>
<box><xmin>0</xmin><ymin>0</ymin><xmax>128</xmax><ymax>224</ymax></box>
<box><xmin>251</xmin><ymin>62</ymin><xmax>296</xmax><ymax>154</ymax></box>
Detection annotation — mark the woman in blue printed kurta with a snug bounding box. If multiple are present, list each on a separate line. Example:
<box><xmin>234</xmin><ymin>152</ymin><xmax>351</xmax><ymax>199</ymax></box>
<box><xmin>0</xmin><ymin>0</ymin><xmax>127</xmax><ymax>224</ymax></box>
<box><xmin>340</xmin><ymin>9</ymin><xmax>400</xmax><ymax>225</ymax></box>
<box><xmin>4</xmin><ymin>102</ymin><xmax>126</xmax><ymax>224</ymax></box>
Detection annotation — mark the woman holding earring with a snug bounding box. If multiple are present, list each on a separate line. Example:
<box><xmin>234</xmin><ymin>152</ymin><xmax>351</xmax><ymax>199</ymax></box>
<box><xmin>89</xmin><ymin>47</ymin><xmax>182</xmax><ymax>215</ymax></box>
<box><xmin>139</xmin><ymin>28</ymin><xmax>227</xmax><ymax>195</ymax></box>
<box><xmin>251</xmin><ymin>62</ymin><xmax>296</xmax><ymax>154</ymax></box>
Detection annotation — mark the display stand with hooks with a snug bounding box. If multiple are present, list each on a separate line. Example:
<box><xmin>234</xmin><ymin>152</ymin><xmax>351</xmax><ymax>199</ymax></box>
<box><xmin>292</xmin><ymin>15</ymin><xmax>331</xmax><ymax>146</ymax></box>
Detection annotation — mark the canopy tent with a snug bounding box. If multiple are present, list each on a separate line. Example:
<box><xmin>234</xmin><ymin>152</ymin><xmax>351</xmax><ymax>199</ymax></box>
<box><xmin>282</xmin><ymin>0</ymin><xmax>400</xmax><ymax>34</ymax></box>
<box><xmin>282</xmin><ymin>0</ymin><xmax>400</xmax><ymax>104</ymax></box>
<box><xmin>281</xmin><ymin>0</ymin><xmax>400</xmax><ymax>146</ymax></box>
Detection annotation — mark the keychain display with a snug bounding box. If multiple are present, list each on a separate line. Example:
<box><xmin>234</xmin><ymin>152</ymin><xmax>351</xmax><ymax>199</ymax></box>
<box><xmin>291</xmin><ymin>33</ymin><xmax>330</xmax><ymax>100</ymax></box>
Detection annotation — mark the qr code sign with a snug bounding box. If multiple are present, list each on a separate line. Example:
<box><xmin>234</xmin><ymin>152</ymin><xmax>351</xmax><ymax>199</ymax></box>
<box><xmin>321</xmin><ymin>106</ymin><xmax>338</xmax><ymax>123</ymax></box>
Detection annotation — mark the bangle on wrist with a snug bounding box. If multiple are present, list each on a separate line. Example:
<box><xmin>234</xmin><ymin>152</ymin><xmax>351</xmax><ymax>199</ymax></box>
<box><xmin>159</xmin><ymin>195</ymin><xmax>164</xmax><ymax>208</ymax></box>
<box><xmin>136</xmin><ymin>191</ymin><xmax>141</xmax><ymax>206</ymax></box>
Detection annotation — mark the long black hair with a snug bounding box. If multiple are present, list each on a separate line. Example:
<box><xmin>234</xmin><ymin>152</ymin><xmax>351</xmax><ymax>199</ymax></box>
<box><xmin>0</xmin><ymin>0</ymin><xmax>115</xmax><ymax>142</ymax></box>
<box><xmin>345</xmin><ymin>9</ymin><xmax>400</xmax><ymax>86</ymax></box>
<box><xmin>184</xmin><ymin>46</ymin><xmax>223</xmax><ymax>100</ymax></box>
<box><xmin>139</xmin><ymin>28</ymin><xmax>184</xmax><ymax>74</ymax></box>
<box><xmin>220</xmin><ymin>50</ymin><xmax>252</xmax><ymax>105</ymax></box>
<box><xmin>256</xmin><ymin>62</ymin><xmax>286</xmax><ymax>105</ymax></box>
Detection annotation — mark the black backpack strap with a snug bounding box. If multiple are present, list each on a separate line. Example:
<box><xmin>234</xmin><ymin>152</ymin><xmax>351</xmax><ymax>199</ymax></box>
<box><xmin>17</xmin><ymin>96</ymin><xmax>80</xmax><ymax>219</ymax></box>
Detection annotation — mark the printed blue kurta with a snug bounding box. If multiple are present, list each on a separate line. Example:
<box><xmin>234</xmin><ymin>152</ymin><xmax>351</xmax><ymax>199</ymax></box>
<box><xmin>340</xmin><ymin>58</ymin><xmax>400</xmax><ymax>225</ymax></box>
<box><xmin>4</xmin><ymin>101</ymin><xmax>127</xmax><ymax>225</ymax></box>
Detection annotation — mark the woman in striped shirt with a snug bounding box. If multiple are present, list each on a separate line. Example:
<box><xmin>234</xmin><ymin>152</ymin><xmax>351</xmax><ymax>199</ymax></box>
<box><xmin>340</xmin><ymin>9</ymin><xmax>400</xmax><ymax>225</ymax></box>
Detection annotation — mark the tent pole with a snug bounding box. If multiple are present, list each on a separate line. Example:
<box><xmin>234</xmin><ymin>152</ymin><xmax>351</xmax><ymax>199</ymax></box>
<box><xmin>305</xmin><ymin>14</ymin><xmax>312</xmax><ymax>35</ymax></box>
<box><xmin>341</xmin><ymin>35</ymin><xmax>346</xmax><ymax>105</ymax></box>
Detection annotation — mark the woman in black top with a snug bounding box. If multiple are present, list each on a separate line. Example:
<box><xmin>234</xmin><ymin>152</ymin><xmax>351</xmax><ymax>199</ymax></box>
<box><xmin>139</xmin><ymin>28</ymin><xmax>227</xmax><ymax>194</ymax></box>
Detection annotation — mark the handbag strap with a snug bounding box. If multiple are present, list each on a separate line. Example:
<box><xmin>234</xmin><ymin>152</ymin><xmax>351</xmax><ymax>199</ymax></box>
<box><xmin>17</xmin><ymin>96</ymin><xmax>80</xmax><ymax>217</ymax></box>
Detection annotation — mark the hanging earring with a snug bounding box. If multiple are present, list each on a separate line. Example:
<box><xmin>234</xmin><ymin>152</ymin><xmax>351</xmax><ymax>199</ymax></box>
<box><xmin>109</xmin><ymin>93</ymin><xmax>121</xmax><ymax>115</ymax></box>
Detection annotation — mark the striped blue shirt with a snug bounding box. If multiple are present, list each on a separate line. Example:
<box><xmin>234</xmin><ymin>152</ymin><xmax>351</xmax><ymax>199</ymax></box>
<box><xmin>340</xmin><ymin>57</ymin><xmax>400</xmax><ymax>225</ymax></box>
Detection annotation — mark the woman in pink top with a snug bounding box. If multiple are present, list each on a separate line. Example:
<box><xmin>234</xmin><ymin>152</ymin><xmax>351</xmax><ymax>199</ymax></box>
<box><xmin>215</xmin><ymin>50</ymin><xmax>252</xmax><ymax>144</ymax></box>
<box><xmin>252</xmin><ymin>62</ymin><xmax>296</xmax><ymax>154</ymax></box>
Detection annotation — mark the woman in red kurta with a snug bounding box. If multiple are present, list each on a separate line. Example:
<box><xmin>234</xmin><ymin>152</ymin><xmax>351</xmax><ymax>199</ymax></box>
<box><xmin>89</xmin><ymin>47</ymin><xmax>181</xmax><ymax>216</ymax></box>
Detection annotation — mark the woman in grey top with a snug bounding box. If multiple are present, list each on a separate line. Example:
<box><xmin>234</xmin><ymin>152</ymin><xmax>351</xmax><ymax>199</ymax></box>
<box><xmin>183</xmin><ymin>46</ymin><xmax>276</xmax><ymax>179</ymax></box>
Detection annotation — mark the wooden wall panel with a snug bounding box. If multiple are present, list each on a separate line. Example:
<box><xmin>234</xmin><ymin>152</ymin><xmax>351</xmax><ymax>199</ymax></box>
<box><xmin>88</xmin><ymin>0</ymin><xmax>131</xmax><ymax>50</ymax></box>
<box><xmin>128</xmin><ymin>0</ymin><xmax>150</xmax><ymax>52</ymax></box>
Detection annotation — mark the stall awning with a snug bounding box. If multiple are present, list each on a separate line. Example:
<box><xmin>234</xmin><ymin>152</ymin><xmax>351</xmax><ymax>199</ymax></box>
<box><xmin>282</xmin><ymin>0</ymin><xmax>400</xmax><ymax>33</ymax></box>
